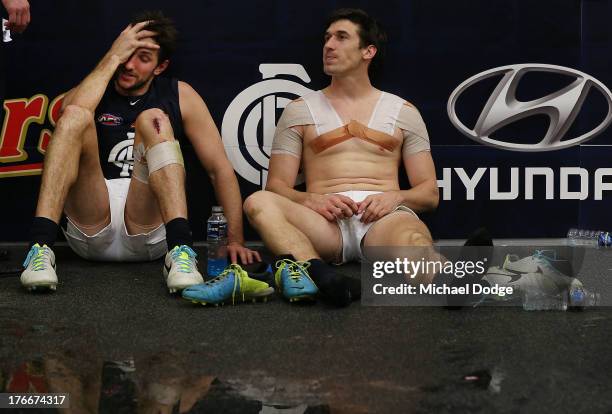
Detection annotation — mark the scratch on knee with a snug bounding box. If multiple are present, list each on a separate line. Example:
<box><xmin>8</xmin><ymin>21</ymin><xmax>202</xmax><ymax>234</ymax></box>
<box><xmin>153</xmin><ymin>117</ymin><xmax>161</xmax><ymax>134</ymax></box>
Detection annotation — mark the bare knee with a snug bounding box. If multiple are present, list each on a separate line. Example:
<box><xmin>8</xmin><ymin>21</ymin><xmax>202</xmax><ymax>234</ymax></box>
<box><xmin>56</xmin><ymin>105</ymin><xmax>93</xmax><ymax>133</ymax></box>
<box><xmin>384</xmin><ymin>228</ymin><xmax>433</xmax><ymax>247</ymax></box>
<box><xmin>243</xmin><ymin>191</ymin><xmax>280</xmax><ymax>223</ymax></box>
<box><xmin>135</xmin><ymin>108</ymin><xmax>165</xmax><ymax>124</ymax></box>
<box><xmin>135</xmin><ymin>108</ymin><xmax>174</xmax><ymax>144</ymax></box>
<box><xmin>409</xmin><ymin>231</ymin><xmax>433</xmax><ymax>246</ymax></box>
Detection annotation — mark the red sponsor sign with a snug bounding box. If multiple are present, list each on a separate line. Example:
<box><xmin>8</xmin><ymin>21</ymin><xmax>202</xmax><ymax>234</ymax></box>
<box><xmin>0</xmin><ymin>94</ymin><xmax>64</xmax><ymax>177</ymax></box>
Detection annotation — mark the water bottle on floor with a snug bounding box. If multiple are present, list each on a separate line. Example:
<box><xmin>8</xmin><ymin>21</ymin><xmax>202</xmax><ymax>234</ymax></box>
<box><xmin>567</xmin><ymin>281</ymin><xmax>600</xmax><ymax>309</ymax></box>
<box><xmin>522</xmin><ymin>278</ymin><xmax>599</xmax><ymax>311</ymax></box>
<box><xmin>522</xmin><ymin>290</ymin><xmax>568</xmax><ymax>311</ymax></box>
<box><xmin>207</xmin><ymin>206</ymin><xmax>228</xmax><ymax>279</ymax></box>
<box><xmin>567</xmin><ymin>228</ymin><xmax>612</xmax><ymax>247</ymax></box>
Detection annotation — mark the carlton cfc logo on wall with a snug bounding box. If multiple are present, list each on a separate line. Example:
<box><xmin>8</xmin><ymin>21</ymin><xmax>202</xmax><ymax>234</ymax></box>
<box><xmin>447</xmin><ymin>64</ymin><xmax>612</xmax><ymax>151</ymax></box>
<box><xmin>221</xmin><ymin>64</ymin><xmax>313</xmax><ymax>188</ymax></box>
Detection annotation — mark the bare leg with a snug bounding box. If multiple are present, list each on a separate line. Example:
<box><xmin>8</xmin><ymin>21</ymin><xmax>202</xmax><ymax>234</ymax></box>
<box><xmin>36</xmin><ymin>104</ymin><xmax>109</xmax><ymax>233</ymax></box>
<box><xmin>245</xmin><ymin>191</ymin><xmax>356</xmax><ymax>306</ymax></box>
<box><xmin>125</xmin><ymin>108</ymin><xmax>184</xmax><ymax>234</ymax></box>
<box><xmin>23</xmin><ymin>105</ymin><xmax>107</xmax><ymax>291</ymax></box>
<box><xmin>126</xmin><ymin>108</ymin><xmax>202</xmax><ymax>292</ymax></box>
<box><xmin>243</xmin><ymin>190</ymin><xmax>342</xmax><ymax>262</ymax></box>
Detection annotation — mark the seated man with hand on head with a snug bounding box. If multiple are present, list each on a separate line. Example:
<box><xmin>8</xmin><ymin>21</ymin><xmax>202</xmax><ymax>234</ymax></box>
<box><xmin>21</xmin><ymin>11</ymin><xmax>261</xmax><ymax>294</ymax></box>
<box><xmin>185</xmin><ymin>8</ymin><xmax>437</xmax><ymax>307</ymax></box>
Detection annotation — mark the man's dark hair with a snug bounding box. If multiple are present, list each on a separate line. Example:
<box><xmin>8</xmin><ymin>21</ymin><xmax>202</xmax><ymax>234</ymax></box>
<box><xmin>131</xmin><ymin>10</ymin><xmax>177</xmax><ymax>64</ymax></box>
<box><xmin>325</xmin><ymin>8</ymin><xmax>387</xmax><ymax>74</ymax></box>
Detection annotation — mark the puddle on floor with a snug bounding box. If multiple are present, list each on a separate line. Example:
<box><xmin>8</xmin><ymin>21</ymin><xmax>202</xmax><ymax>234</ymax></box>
<box><xmin>0</xmin><ymin>356</ymin><xmax>331</xmax><ymax>413</ymax></box>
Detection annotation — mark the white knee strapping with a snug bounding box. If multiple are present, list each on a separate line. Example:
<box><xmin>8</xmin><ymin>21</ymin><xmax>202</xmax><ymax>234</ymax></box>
<box><xmin>132</xmin><ymin>142</ymin><xmax>149</xmax><ymax>183</ymax></box>
<box><xmin>146</xmin><ymin>140</ymin><xmax>184</xmax><ymax>174</ymax></box>
<box><xmin>131</xmin><ymin>140</ymin><xmax>184</xmax><ymax>183</ymax></box>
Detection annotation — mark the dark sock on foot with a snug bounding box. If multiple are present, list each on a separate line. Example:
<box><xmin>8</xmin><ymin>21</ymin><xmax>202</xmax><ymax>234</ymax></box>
<box><xmin>29</xmin><ymin>217</ymin><xmax>59</xmax><ymax>248</ymax></box>
<box><xmin>165</xmin><ymin>218</ymin><xmax>193</xmax><ymax>250</ymax></box>
<box><xmin>307</xmin><ymin>259</ymin><xmax>352</xmax><ymax>307</ymax></box>
<box><xmin>275</xmin><ymin>254</ymin><xmax>297</xmax><ymax>263</ymax></box>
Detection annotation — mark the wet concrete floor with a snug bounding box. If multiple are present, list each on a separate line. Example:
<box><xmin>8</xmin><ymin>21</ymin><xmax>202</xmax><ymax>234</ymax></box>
<box><xmin>1</xmin><ymin>245</ymin><xmax>612</xmax><ymax>413</ymax></box>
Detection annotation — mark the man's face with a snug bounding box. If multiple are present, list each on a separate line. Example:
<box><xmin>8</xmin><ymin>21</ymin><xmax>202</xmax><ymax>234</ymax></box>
<box><xmin>115</xmin><ymin>45</ymin><xmax>167</xmax><ymax>95</ymax></box>
<box><xmin>323</xmin><ymin>19</ymin><xmax>371</xmax><ymax>76</ymax></box>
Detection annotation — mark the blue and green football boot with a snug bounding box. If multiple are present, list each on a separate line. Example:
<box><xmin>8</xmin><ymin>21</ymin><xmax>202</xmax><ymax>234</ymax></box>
<box><xmin>274</xmin><ymin>259</ymin><xmax>318</xmax><ymax>302</ymax></box>
<box><xmin>182</xmin><ymin>264</ymin><xmax>274</xmax><ymax>306</ymax></box>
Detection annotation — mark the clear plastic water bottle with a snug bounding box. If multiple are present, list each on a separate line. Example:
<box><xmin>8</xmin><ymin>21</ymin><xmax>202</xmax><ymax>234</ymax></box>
<box><xmin>206</xmin><ymin>206</ymin><xmax>228</xmax><ymax>279</ymax></box>
<box><xmin>567</xmin><ymin>228</ymin><xmax>612</xmax><ymax>247</ymax></box>
<box><xmin>568</xmin><ymin>285</ymin><xmax>600</xmax><ymax>309</ymax></box>
<box><xmin>522</xmin><ymin>279</ymin><xmax>600</xmax><ymax>311</ymax></box>
<box><xmin>522</xmin><ymin>290</ymin><xmax>568</xmax><ymax>311</ymax></box>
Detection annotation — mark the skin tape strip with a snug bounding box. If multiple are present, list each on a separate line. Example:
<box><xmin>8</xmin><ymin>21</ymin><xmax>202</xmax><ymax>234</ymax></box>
<box><xmin>309</xmin><ymin>119</ymin><xmax>400</xmax><ymax>154</ymax></box>
<box><xmin>271</xmin><ymin>127</ymin><xmax>303</xmax><ymax>158</ymax></box>
<box><xmin>146</xmin><ymin>140</ymin><xmax>184</xmax><ymax>175</ymax></box>
<box><xmin>396</xmin><ymin>103</ymin><xmax>431</xmax><ymax>156</ymax></box>
<box><xmin>271</xmin><ymin>99</ymin><xmax>314</xmax><ymax>158</ymax></box>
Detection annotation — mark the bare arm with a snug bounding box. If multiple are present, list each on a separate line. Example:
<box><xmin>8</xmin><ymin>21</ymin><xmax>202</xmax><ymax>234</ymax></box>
<box><xmin>398</xmin><ymin>151</ymin><xmax>439</xmax><ymax>212</ymax></box>
<box><xmin>179</xmin><ymin>81</ymin><xmax>259</xmax><ymax>263</ymax></box>
<box><xmin>63</xmin><ymin>22</ymin><xmax>159</xmax><ymax>112</ymax></box>
<box><xmin>266</xmin><ymin>135</ymin><xmax>307</xmax><ymax>204</ymax></box>
<box><xmin>358</xmin><ymin>151</ymin><xmax>439</xmax><ymax>223</ymax></box>
<box><xmin>392</xmin><ymin>102</ymin><xmax>438</xmax><ymax>211</ymax></box>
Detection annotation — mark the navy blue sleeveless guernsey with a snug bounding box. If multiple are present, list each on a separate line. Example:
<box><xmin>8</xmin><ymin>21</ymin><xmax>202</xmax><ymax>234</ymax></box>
<box><xmin>94</xmin><ymin>77</ymin><xmax>184</xmax><ymax>179</ymax></box>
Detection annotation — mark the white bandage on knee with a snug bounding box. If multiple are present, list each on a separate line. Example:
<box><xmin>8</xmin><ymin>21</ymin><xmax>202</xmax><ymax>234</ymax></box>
<box><xmin>146</xmin><ymin>140</ymin><xmax>184</xmax><ymax>175</ymax></box>
<box><xmin>132</xmin><ymin>142</ymin><xmax>149</xmax><ymax>183</ymax></box>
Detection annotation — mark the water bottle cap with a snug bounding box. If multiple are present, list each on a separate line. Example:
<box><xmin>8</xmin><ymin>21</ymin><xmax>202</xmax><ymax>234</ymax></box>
<box><xmin>570</xmin><ymin>287</ymin><xmax>585</xmax><ymax>303</ymax></box>
<box><xmin>212</xmin><ymin>206</ymin><xmax>223</xmax><ymax>213</ymax></box>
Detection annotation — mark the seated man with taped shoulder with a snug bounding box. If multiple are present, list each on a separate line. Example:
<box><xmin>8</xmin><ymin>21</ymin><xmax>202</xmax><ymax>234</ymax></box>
<box><xmin>20</xmin><ymin>11</ymin><xmax>260</xmax><ymax>293</ymax></box>
<box><xmin>243</xmin><ymin>8</ymin><xmax>439</xmax><ymax>307</ymax></box>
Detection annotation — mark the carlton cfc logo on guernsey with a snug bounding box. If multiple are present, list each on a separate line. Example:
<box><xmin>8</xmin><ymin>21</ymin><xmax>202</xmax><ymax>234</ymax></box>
<box><xmin>108</xmin><ymin>134</ymin><xmax>135</xmax><ymax>177</ymax></box>
<box><xmin>221</xmin><ymin>64</ymin><xmax>314</xmax><ymax>188</ymax></box>
<box><xmin>97</xmin><ymin>113</ymin><xmax>124</xmax><ymax>126</ymax></box>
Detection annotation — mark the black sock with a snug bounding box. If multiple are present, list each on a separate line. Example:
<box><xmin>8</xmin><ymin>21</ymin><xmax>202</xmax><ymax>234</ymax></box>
<box><xmin>165</xmin><ymin>218</ymin><xmax>193</xmax><ymax>250</ymax></box>
<box><xmin>275</xmin><ymin>254</ymin><xmax>297</xmax><ymax>263</ymax></box>
<box><xmin>307</xmin><ymin>259</ymin><xmax>353</xmax><ymax>307</ymax></box>
<box><xmin>29</xmin><ymin>217</ymin><xmax>59</xmax><ymax>248</ymax></box>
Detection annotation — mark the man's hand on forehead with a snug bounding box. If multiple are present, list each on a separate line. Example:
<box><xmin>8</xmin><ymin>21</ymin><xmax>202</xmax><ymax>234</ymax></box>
<box><xmin>108</xmin><ymin>20</ymin><xmax>159</xmax><ymax>63</ymax></box>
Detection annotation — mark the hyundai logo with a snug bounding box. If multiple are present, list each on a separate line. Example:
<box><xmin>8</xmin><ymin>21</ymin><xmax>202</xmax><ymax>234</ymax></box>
<box><xmin>447</xmin><ymin>64</ymin><xmax>612</xmax><ymax>151</ymax></box>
